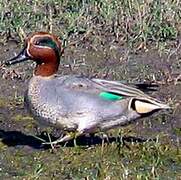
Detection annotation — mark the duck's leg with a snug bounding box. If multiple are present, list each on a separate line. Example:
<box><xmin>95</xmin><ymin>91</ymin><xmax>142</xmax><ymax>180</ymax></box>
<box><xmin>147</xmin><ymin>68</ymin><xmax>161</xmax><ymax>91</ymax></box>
<box><xmin>101</xmin><ymin>132</ymin><xmax>110</xmax><ymax>143</ymax></box>
<box><xmin>46</xmin><ymin>132</ymin><xmax>56</xmax><ymax>149</ymax></box>
<box><xmin>32</xmin><ymin>134</ymin><xmax>47</xmax><ymax>143</ymax></box>
<box><xmin>42</xmin><ymin>131</ymin><xmax>82</xmax><ymax>145</ymax></box>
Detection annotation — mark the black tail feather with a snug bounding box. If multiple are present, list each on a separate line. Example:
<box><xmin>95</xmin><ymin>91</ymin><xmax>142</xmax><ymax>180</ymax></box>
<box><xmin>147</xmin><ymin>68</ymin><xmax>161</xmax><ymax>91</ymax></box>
<box><xmin>134</xmin><ymin>82</ymin><xmax>159</xmax><ymax>92</ymax></box>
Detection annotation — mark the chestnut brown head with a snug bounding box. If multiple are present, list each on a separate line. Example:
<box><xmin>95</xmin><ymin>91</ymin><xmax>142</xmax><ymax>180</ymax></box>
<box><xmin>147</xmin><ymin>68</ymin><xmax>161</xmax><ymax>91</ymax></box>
<box><xmin>6</xmin><ymin>32</ymin><xmax>63</xmax><ymax>77</ymax></box>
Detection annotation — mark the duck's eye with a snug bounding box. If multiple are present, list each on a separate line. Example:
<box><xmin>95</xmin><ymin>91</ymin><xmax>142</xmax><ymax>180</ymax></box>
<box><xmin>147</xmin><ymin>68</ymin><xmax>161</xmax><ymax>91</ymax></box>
<box><xmin>35</xmin><ymin>41</ymin><xmax>40</xmax><ymax>45</ymax></box>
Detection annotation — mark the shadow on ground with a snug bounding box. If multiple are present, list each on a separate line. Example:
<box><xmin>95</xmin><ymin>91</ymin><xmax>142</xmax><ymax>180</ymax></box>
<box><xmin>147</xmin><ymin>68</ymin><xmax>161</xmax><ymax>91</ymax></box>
<box><xmin>0</xmin><ymin>129</ymin><xmax>154</xmax><ymax>149</ymax></box>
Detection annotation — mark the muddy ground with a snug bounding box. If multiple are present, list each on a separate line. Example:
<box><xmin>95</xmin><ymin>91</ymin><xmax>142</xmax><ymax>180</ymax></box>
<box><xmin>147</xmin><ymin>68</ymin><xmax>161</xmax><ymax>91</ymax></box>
<box><xmin>0</xmin><ymin>40</ymin><xmax>180</xmax><ymax>179</ymax></box>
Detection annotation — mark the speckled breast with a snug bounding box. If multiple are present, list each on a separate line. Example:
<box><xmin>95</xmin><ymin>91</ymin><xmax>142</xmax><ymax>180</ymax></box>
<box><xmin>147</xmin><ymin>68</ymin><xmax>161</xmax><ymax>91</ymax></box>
<box><xmin>24</xmin><ymin>76</ymin><xmax>59</xmax><ymax>127</ymax></box>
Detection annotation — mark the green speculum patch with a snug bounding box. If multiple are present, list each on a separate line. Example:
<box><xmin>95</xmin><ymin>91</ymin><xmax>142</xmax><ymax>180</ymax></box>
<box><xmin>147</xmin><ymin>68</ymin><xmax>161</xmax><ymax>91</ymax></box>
<box><xmin>99</xmin><ymin>92</ymin><xmax>123</xmax><ymax>101</ymax></box>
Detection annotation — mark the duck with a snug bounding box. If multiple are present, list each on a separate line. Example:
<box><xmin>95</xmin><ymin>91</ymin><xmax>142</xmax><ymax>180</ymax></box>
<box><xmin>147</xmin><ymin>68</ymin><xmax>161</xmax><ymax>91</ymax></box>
<box><xmin>5</xmin><ymin>32</ymin><xmax>170</xmax><ymax>145</ymax></box>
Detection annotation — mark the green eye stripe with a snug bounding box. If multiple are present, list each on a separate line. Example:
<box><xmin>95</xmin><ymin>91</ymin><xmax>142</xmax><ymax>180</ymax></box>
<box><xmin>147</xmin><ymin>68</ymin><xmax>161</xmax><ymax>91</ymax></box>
<box><xmin>39</xmin><ymin>38</ymin><xmax>57</xmax><ymax>49</ymax></box>
<box><xmin>37</xmin><ymin>37</ymin><xmax>60</xmax><ymax>58</ymax></box>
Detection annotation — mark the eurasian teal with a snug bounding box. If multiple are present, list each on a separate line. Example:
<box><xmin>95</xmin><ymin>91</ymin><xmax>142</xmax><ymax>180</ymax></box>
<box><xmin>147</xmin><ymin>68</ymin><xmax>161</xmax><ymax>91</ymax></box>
<box><xmin>6</xmin><ymin>32</ymin><xmax>170</xmax><ymax>144</ymax></box>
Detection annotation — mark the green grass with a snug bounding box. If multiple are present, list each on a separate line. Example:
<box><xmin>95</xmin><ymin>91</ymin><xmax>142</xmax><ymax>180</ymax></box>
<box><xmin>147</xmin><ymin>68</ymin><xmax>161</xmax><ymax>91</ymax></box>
<box><xmin>0</xmin><ymin>136</ymin><xmax>180</xmax><ymax>179</ymax></box>
<box><xmin>0</xmin><ymin>0</ymin><xmax>180</xmax><ymax>49</ymax></box>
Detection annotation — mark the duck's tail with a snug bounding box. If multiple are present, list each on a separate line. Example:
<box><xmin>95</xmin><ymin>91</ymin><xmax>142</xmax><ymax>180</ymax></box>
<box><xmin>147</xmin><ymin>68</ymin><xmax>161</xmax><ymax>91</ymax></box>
<box><xmin>129</xmin><ymin>97</ymin><xmax>170</xmax><ymax>116</ymax></box>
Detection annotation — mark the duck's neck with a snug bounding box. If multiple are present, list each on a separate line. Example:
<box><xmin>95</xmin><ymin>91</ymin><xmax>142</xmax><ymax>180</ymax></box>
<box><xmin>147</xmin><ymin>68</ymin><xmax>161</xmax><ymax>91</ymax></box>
<box><xmin>34</xmin><ymin>61</ymin><xmax>59</xmax><ymax>77</ymax></box>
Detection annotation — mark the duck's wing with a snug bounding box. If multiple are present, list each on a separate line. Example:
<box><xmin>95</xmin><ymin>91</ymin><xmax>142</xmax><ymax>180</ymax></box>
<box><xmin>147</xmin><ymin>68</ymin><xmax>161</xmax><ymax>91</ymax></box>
<box><xmin>91</xmin><ymin>78</ymin><xmax>151</xmax><ymax>98</ymax></box>
<box><xmin>56</xmin><ymin>75</ymin><xmax>170</xmax><ymax>114</ymax></box>
<box><xmin>90</xmin><ymin>78</ymin><xmax>170</xmax><ymax>110</ymax></box>
<box><xmin>59</xmin><ymin>75</ymin><xmax>158</xmax><ymax>100</ymax></box>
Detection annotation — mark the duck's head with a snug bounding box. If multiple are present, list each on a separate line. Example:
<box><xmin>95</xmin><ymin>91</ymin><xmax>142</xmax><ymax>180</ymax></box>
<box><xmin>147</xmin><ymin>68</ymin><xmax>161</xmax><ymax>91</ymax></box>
<box><xmin>6</xmin><ymin>32</ymin><xmax>63</xmax><ymax>77</ymax></box>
